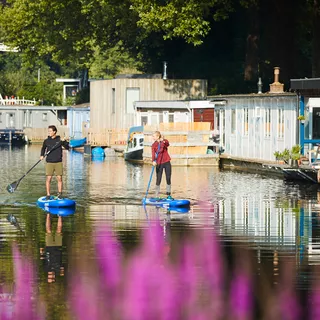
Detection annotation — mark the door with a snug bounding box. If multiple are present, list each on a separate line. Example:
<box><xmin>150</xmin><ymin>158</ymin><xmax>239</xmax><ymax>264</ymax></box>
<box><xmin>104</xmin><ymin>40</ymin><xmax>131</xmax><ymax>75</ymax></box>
<box><xmin>193</xmin><ymin>108</ymin><xmax>214</xmax><ymax>129</ymax></box>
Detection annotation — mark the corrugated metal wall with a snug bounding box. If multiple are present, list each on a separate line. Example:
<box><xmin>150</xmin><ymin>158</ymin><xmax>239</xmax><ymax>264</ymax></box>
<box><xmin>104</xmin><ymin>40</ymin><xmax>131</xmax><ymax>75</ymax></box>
<box><xmin>215</xmin><ymin>94</ymin><xmax>298</xmax><ymax>161</ymax></box>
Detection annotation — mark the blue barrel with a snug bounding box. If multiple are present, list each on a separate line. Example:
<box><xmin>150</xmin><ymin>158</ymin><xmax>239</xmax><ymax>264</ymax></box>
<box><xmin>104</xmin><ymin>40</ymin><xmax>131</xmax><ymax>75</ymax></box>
<box><xmin>91</xmin><ymin>147</ymin><xmax>105</xmax><ymax>158</ymax></box>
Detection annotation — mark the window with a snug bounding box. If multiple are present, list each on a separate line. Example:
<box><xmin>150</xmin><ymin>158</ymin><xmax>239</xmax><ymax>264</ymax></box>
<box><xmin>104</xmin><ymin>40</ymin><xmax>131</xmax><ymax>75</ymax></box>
<box><xmin>243</xmin><ymin>108</ymin><xmax>248</xmax><ymax>136</ymax></box>
<box><xmin>29</xmin><ymin>111</ymin><xmax>32</xmax><ymax>127</ymax></box>
<box><xmin>168</xmin><ymin>114</ymin><xmax>174</xmax><ymax>123</ymax></box>
<box><xmin>8</xmin><ymin>113</ymin><xmax>15</xmax><ymax>128</ymax></box>
<box><xmin>278</xmin><ymin>107</ymin><xmax>284</xmax><ymax>138</ymax></box>
<box><xmin>42</xmin><ymin>113</ymin><xmax>48</xmax><ymax>121</ymax></box>
<box><xmin>151</xmin><ymin>114</ymin><xmax>158</xmax><ymax>125</ymax></box>
<box><xmin>231</xmin><ymin>109</ymin><xmax>236</xmax><ymax>134</ymax></box>
<box><xmin>0</xmin><ymin>112</ymin><xmax>2</xmax><ymax>123</ymax></box>
<box><xmin>141</xmin><ymin>116</ymin><xmax>148</xmax><ymax>126</ymax></box>
<box><xmin>265</xmin><ymin>108</ymin><xmax>271</xmax><ymax>137</ymax></box>
<box><xmin>126</xmin><ymin>88</ymin><xmax>140</xmax><ymax>114</ymax></box>
<box><xmin>159</xmin><ymin>113</ymin><xmax>163</xmax><ymax>124</ymax></box>
<box><xmin>112</xmin><ymin>88</ymin><xmax>115</xmax><ymax>113</ymax></box>
<box><xmin>139</xmin><ymin>138</ymin><xmax>144</xmax><ymax>146</ymax></box>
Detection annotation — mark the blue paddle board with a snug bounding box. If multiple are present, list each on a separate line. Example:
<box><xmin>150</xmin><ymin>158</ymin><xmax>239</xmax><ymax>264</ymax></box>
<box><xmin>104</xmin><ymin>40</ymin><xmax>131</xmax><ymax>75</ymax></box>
<box><xmin>142</xmin><ymin>197</ymin><xmax>190</xmax><ymax>207</ymax></box>
<box><xmin>37</xmin><ymin>196</ymin><xmax>76</xmax><ymax>209</ymax></box>
<box><xmin>42</xmin><ymin>206</ymin><xmax>76</xmax><ymax>216</ymax></box>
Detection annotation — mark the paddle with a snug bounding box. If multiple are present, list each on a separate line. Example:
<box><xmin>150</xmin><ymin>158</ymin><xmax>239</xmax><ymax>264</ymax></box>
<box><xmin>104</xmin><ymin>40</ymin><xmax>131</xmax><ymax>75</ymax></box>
<box><xmin>143</xmin><ymin>142</ymin><xmax>161</xmax><ymax>201</ymax></box>
<box><xmin>6</xmin><ymin>141</ymin><xmax>61</xmax><ymax>193</ymax></box>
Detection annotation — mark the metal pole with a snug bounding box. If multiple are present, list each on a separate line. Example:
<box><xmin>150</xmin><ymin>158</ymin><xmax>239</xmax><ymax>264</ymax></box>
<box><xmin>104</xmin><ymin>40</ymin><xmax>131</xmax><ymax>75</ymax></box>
<box><xmin>299</xmin><ymin>95</ymin><xmax>305</xmax><ymax>155</ymax></box>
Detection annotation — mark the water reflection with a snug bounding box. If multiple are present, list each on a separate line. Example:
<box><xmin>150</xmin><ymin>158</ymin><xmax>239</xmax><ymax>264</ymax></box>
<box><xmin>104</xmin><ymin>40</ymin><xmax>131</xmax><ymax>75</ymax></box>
<box><xmin>5</xmin><ymin>145</ymin><xmax>320</xmax><ymax>316</ymax></box>
<box><xmin>40</xmin><ymin>213</ymin><xmax>64</xmax><ymax>283</ymax></box>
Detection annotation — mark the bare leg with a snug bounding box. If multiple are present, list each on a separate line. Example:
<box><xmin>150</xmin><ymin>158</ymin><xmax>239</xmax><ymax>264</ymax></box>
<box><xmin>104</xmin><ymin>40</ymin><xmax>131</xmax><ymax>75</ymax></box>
<box><xmin>57</xmin><ymin>216</ymin><xmax>62</xmax><ymax>234</ymax></box>
<box><xmin>46</xmin><ymin>214</ymin><xmax>51</xmax><ymax>234</ymax></box>
<box><xmin>56</xmin><ymin>175</ymin><xmax>63</xmax><ymax>193</ymax></box>
<box><xmin>46</xmin><ymin>176</ymin><xmax>52</xmax><ymax>196</ymax></box>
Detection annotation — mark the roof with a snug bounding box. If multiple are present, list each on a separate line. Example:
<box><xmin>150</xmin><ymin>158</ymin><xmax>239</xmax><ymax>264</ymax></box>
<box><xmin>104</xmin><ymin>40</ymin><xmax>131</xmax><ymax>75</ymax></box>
<box><xmin>0</xmin><ymin>106</ymin><xmax>68</xmax><ymax>110</ymax></box>
<box><xmin>56</xmin><ymin>78</ymin><xmax>81</xmax><ymax>83</ymax></box>
<box><xmin>290</xmin><ymin>78</ymin><xmax>320</xmax><ymax>90</ymax></box>
<box><xmin>208</xmin><ymin>92</ymin><xmax>296</xmax><ymax>99</ymax></box>
<box><xmin>134</xmin><ymin>100</ymin><xmax>189</xmax><ymax>110</ymax></box>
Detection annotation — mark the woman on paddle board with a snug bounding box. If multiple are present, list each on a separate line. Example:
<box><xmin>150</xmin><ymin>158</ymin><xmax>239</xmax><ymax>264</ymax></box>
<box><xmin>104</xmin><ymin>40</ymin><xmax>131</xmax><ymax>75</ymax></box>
<box><xmin>40</xmin><ymin>125</ymin><xmax>69</xmax><ymax>200</ymax></box>
<box><xmin>152</xmin><ymin>131</ymin><xmax>172</xmax><ymax>199</ymax></box>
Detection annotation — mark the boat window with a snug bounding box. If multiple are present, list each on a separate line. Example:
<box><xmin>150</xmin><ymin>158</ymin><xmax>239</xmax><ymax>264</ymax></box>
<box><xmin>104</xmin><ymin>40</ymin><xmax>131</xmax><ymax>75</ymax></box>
<box><xmin>243</xmin><ymin>108</ymin><xmax>248</xmax><ymax>136</ymax></box>
<box><xmin>168</xmin><ymin>114</ymin><xmax>174</xmax><ymax>123</ymax></box>
<box><xmin>133</xmin><ymin>138</ymin><xmax>137</xmax><ymax>148</ymax></box>
<box><xmin>139</xmin><ymin>138</ymin><xmax>144</xmax><ymax>146</ymax></box>
<box><xmin>0</xmin><ymin>112</ymin><xmax>2</xmax><ymax>123</ymax></box>
<box><xmin>264</xmin><ymin>108</ymin><xmax>271</xmax><ymax>137</ymax></box>
<box><xmin>42</xmin><ymin>113</ymin><xmax>48</xmax><ymax>121</ymax></box>
<box><xmin>277</xmin><ymin>107</ymin><xmax>284</xmax><ymax>139</ymax></box>
<box><xmin>313</xmin><ymin>108</ymin><xmax>320</xmax><ymax>139</ymax></box>
<box><xmin>231</xmin><ymin>109</ymin><xmax>236</xmax><ymax>134</ymax></box>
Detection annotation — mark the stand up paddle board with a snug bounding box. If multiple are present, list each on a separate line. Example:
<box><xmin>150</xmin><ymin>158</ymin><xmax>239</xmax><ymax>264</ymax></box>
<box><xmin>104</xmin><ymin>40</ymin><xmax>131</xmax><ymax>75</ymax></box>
<box><xmin>42</xmin><ymin>206</ymin><xmax>76</xmax><ymax>216</ymax></box>
<box><xmin>142</xmin><ymin>197</ymin><xmax>190</xmax><ymax>207</ymax></box>
<box><xmin>37</xmin><ymin>196</ymin><xmax>76</xmax><ymax>209</ymax></box>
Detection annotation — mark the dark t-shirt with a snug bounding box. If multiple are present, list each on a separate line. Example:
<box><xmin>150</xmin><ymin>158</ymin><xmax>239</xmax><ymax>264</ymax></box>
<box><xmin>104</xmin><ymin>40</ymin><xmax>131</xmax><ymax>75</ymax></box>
<box><xmin>40</xmin><ymin>136</ymin><xmax>69</xmax><ymax>163</ymax></box>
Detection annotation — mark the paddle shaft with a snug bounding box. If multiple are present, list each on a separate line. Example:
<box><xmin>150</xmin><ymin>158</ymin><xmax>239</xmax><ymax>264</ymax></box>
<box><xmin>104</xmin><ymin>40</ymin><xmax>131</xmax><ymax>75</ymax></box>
<box><xmin>13</xmin><ymin>141</ymin><xmax>62</xmax><ymax>185</ymax></box>
<box><xmin>144</xmin><ymin>142</ymin><xmax>161</xmax><ymax>199</ymax></box>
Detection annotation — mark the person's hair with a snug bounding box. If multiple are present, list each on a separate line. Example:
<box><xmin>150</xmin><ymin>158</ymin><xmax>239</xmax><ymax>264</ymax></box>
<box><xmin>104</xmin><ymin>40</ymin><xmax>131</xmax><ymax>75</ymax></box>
<box><xmin>48</xmin><ymin>125</ymin><xmax>57</xmax><ymax>133</ymax></box>
<box><xmin>154</xmin><ymin>131</ymin><xmax>161</xmax><ymax>139</ymax></box>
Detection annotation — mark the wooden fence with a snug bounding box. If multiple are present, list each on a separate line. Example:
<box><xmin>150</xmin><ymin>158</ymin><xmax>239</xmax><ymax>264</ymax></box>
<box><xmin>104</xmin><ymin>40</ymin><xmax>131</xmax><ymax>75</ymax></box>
<box><xmin>143</xmin><ymin>122</ymin><xmax>219</xmax><ymax>166</ymax></box>
<box><xmin>85</xmin><ymin>128</ymin><xmax>128</xmax><ymax>146</ymax></box>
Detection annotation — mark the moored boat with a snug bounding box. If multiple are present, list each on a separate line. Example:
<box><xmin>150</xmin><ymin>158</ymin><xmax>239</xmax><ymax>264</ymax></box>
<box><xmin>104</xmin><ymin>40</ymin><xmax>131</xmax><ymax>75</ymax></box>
<box><xmin>0</xmin><ymin>129</ymin><xmax>27</xmax><ymax>146</ymax></box>
<box><xmin>124</xmin><ymin>126</ymin><xmax>144</xmax><ymax>162</ymax></box>
<box><xmin>69</xmin><ymin>137</ymin><xmax>87</xmax><ymax>148</ymax></box>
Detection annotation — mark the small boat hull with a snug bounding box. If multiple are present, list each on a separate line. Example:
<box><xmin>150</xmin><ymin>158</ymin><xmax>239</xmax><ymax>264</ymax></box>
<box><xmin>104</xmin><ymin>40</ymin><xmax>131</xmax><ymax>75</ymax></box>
<box><xmin>69</xmin><ymin>137</ymin><xmax>87</xmax><ymax>148</ymax></box>
<box><xmin>124</xmin><ymin>148</ymin><xmax>143</xmax><ymax>161</ymax></box>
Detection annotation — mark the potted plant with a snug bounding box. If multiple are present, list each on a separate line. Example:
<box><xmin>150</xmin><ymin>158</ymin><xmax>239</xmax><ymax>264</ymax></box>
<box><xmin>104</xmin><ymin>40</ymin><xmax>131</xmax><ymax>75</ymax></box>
<box><xmin>297</xmin><ymin>115</ymin><xmax>306</xmax><ymax>124</ymax></box>
<box><xmin>291</xmin><ymin>153</ymin><xmax>300</xmax><ymax>167</ymax></box>
<box><xmin>274</xmin><ymin>151</ymin><xmax>282</xmax><ymax>162</ymax></box>
<box><xmin>282</xmin><ymin>148</ymin><xmax>290</xmax><ymax>164</ymax></box>
<box><xmin>290</xmin><ymin>145</ymin><xmax>302</xmax><ymax>167</ymax></box>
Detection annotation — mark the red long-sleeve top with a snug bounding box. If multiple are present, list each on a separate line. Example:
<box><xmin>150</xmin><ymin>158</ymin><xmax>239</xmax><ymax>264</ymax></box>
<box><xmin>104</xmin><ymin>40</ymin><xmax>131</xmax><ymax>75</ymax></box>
<box><xmin>152</xmin><ymin>139</ymin><xmax>171</xmax><ymax>164</ymax></box>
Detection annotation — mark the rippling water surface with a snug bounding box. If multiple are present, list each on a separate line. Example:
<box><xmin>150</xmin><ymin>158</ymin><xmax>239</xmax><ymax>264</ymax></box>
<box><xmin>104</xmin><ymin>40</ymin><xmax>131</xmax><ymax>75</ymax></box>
<box><xmin>1</xmin><ymin>145</ymin><xmax>320</xmax><ymax>318</ymax></box>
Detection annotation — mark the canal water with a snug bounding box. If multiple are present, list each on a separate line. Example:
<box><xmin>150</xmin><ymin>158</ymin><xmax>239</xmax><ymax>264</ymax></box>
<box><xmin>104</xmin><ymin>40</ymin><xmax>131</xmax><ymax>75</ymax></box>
<box><xmin>1</xmin><ymin>145</ymin><xmax>320</xmax><ymax>319</ymax></box>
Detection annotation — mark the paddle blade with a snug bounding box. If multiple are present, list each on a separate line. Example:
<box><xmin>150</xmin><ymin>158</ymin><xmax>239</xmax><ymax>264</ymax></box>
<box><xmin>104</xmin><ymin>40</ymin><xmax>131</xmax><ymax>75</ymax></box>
<box><xmin>7</xmin><ymin>180</ymin><xmax>20</xmax><ymax>193</ymax></box>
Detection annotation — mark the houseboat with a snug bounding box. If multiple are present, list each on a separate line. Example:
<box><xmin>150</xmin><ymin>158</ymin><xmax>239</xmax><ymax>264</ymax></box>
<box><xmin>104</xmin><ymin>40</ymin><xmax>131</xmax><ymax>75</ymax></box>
<box><xmin>0</xmin><ymin>129</ymin><xmax>27</xmax><ymax>146</ymax></box>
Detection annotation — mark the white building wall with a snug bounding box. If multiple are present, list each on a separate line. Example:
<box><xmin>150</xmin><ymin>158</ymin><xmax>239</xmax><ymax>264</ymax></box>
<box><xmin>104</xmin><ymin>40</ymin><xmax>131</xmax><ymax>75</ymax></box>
<box><xmin>215</xmin><ymin>94</ymin><xmax>298</xmax><ymax>161</ymax></box>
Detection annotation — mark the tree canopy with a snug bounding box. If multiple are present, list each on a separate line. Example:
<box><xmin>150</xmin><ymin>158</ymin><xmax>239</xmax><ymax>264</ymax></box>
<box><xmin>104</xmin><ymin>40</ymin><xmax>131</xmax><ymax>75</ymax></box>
<box><xmin>0</xmin><ymin>0</ymin><xmax>318</xmax><ymax>100</ymax></box>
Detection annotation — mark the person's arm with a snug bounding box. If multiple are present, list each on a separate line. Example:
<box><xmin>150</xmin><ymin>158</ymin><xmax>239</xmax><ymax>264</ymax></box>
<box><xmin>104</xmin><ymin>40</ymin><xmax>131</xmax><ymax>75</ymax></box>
<box><xmin>40</xmin><ymin>140</ymin><xmax>47</xmax><ymax>159</ymax></box>
<box><xmin>162</xmin><ymin>139</ymin><xmax>169</xmax><ymax>147</ymax></box>
<box><xmin>61</xmin><ymin>139</ymin><xmax>70</xmax><ymax>150</ymax></box>
<box><xmin>152</xmin><ymin>143</ymin><xmax>156</xmax><ymax>162</ymax></box>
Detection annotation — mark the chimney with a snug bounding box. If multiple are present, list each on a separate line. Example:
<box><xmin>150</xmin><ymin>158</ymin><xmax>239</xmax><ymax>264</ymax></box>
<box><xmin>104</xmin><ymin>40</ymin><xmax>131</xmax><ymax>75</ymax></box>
<box><xmin>257</xmin><ymin>77</ymin><xmax>263</xmax><ymax>94</ymax></box>
<box><xmin>163</xmin><ymin>61</ymin><xmax>167</xmax><ymax>80</ymax></box>
<box><xmin>269</xmin><ymin>67</ymin><xmax>284</xmax><ymax>93</ymax></box>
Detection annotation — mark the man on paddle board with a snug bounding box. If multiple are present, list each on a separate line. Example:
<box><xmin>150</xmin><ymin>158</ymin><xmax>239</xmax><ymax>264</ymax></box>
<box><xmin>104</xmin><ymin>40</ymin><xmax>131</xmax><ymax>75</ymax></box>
<box><xmin>40</xmin><ymin>125</ymin><xmax>69</xmax><ymax>200</ymax></box>
<box><xmin>152</xmin><ymin>131</ymin><xmax>172</xmax><ymax>199</ymax></box>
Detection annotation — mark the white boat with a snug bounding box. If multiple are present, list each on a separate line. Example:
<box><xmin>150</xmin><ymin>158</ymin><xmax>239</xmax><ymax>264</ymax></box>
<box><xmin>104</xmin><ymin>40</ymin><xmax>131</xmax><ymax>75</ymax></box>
<box><xmin>124</xmin><ymin>126</ymin><xmax>144</xmax><ymax>162</ymax></box>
